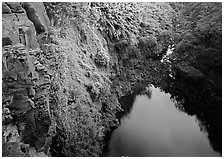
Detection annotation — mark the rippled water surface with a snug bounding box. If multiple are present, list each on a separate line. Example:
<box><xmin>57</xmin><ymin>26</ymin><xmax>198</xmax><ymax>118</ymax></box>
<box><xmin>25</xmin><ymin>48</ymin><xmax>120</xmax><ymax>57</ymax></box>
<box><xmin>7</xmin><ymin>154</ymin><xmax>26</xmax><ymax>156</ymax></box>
<box><xmin>106</xmin><ymin>85</ymin><xmax>220</xmax><ymax>157</ymax></box>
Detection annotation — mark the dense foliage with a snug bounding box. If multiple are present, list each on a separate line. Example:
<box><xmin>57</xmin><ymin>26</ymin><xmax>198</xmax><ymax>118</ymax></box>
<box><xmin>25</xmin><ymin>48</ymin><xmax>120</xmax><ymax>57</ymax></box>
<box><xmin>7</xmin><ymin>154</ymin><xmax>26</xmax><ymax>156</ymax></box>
<box><xmin>172</xmin><ymin>2</ymin><xmax>222</xmax><ymax>90</ymax></box>
<box><xmin>44</xmin><ymin>2</ymin><xmax>90</xmax><ymax>27</ymax></box>
<box><xmin>95</xmin><ymin>2</ymin><xmax>176</xmax><ymax>46</ymax></box>
<box><xmin>169</xmin><ymin>3</ymin><xmax>222</xmax><ymax>153</ymax></box>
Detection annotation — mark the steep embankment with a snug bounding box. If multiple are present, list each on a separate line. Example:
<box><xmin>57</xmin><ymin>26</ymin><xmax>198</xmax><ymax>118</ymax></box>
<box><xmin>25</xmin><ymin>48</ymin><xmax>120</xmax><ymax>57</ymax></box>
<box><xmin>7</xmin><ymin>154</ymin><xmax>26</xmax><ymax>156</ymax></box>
<box><xmin>2</xmin><ymin>2</ymin><xmax>222</xmax><ymax>157</ymax></box>
<box><xmin>165</xmin><ymin>3</ymin><xmax>222</xmax><ymax>153</ymax></box>
<box><xmin>2</xmin><ymin>2</ymin><xmax>175</xmax><ymax>157</ymax></box>
<box><xmin>2</xmin><ymin>2</ymin><xmax>122</xmax><ymax>157</ymax></box>
<box><xmin>46</xmin><ymin>18</ymin><xmax>122</xmax><ymax>157</ymax></box>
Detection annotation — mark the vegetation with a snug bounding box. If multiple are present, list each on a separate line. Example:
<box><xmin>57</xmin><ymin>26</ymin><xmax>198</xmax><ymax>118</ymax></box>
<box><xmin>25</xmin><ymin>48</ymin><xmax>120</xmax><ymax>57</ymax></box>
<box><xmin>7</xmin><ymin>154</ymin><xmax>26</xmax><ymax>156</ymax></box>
<box><xmin>94</xmin><ymin>49</ymin><xmax>110</xmax><ymax>67</ymax></box>
<box><xmin>44</xmin><ymin>2</ymin><xmax>90</xmax><ymax>27</ymax></box>
<box><xmin>42</xmin><ymin>3</ymin><xmax>122</xmax><ymax>156</ymax></box>
<box><xmin>42</xmin><ymin>2</ymin><xmax>222</xmax><ymax>156</ymax></box>
<box><xmin>171</xmin><ymin>2</ymin><xmax>222</xmax><ymax>92</ymax></box>
<box><xmin>94</xmin><ymin>3</ymin><xmax>176</xmax><ymax>40</ymax></box>
<box><xmin>166</xmin><ymin>2</ymin><xmax>222</xmax><ymax>154</ymax></box>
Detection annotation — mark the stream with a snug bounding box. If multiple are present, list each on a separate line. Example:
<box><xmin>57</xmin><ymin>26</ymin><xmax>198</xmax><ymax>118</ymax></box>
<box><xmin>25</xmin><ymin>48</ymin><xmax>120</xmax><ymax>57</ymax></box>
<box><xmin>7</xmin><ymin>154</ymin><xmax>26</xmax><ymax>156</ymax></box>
<box><xmin>104</xmin><ymin>85</ymin><xmax>220</xmax><ymax>157</ymax></box>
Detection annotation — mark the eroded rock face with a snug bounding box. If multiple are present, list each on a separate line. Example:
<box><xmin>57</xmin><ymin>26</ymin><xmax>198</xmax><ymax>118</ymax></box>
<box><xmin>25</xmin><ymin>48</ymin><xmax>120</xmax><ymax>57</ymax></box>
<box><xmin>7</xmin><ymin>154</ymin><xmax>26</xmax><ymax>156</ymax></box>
<box><xmin>2</xmin><ymin>13</ymin><xmax>20</xmax><ymax>46</ymax></box>
<box><xmin>22</xmin><ymin>2</ymin><xmax>50</xmax><ymax>34</ymax></box>
<box><xmin>2</xmin><ymin>10</ymin><xmax>39</xmax><ymax>48</ymax></box>
<box><xmin>2</xmin><ymin>2</ymin><xmax>52</xmax><ymax>157</ymax></box>
<box><xmin>2</xmin><ymin>43</ymin><xmax>51</xmax><ymax>155</ymax></box>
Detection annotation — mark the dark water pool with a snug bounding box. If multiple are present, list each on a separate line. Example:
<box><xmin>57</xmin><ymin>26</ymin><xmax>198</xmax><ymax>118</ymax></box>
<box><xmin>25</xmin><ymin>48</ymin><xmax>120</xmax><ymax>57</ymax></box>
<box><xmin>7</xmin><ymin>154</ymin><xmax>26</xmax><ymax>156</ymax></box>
<box><xmin>105</xmin><ymin>85</ymin><xmax>220</xmax><ymax>157</ymax></box>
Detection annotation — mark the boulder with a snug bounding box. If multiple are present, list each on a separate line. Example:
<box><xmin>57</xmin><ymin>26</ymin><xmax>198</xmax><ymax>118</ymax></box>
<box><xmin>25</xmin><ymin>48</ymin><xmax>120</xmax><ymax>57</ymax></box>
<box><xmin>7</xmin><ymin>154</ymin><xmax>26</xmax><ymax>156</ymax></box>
<box><xmin>22</xmin><ymin>2</ymin><xmax>50</xmax><ymax>34</ymax></box>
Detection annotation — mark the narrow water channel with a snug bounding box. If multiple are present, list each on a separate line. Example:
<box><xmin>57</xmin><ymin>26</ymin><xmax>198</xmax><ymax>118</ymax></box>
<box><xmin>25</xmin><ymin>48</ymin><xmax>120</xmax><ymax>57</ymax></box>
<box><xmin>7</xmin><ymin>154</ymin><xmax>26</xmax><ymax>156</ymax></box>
<box><xmin>105</xmin><ymin>85</ymin><xmax>220</xmax><ymax>157</ymax></box>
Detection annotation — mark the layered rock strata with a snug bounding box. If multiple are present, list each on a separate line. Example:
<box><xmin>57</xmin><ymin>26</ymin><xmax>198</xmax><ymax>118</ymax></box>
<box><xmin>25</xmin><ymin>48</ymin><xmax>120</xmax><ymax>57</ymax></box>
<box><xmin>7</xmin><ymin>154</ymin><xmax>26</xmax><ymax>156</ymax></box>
<box><xmin>2</xmin><ymin>2</ymin><xmax>51</xmax><ymax>156</ymax></box>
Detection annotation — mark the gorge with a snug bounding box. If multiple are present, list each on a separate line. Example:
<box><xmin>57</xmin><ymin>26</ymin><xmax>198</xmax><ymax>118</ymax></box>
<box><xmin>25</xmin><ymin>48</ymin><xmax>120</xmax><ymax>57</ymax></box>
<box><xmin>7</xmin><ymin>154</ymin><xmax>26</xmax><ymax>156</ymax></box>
<box><xmin>2</xmin><ymin>2</ymin><xmax>222</xmax><ymax>157</ymax></box>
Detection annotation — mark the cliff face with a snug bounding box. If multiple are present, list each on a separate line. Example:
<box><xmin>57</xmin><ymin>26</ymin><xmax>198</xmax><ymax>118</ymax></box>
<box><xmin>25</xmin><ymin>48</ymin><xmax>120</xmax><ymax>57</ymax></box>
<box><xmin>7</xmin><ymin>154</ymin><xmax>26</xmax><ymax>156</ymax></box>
<box><xmin>2</xmin><ymin>2</ymin><xmax>175</xmax><ymax>157</ymax></box>
<box><xmin>2</xmin><ymin>2</ymin><xmax>51</xmax><ymax>157</ymax></box>
<box><xmin>2</xmin><ymin>2</ymin><xmax>121</xmax><ymax>157</ymax></box>
<box><xmin>2</xmin><ymin>2</ymin><xmax>222</xmax><ymax>157</ymax></box>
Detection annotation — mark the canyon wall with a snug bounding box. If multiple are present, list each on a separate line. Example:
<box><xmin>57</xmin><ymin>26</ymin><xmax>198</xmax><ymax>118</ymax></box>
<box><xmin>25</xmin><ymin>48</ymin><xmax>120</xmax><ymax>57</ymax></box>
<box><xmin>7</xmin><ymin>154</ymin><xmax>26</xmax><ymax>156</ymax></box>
<box><xmin>2</xmin><ymin>2</ymin><xmax>121</xmax><ymax>156</ymax></box>
<box><xmin>2</xmin><ymin>2</ymin><xmax>52</xmax><ymax>156</ymax></box>
<box><xmin>2</xmin><ymin>2</ymin><xmax>222</xmax><ymax>156</ymax></box>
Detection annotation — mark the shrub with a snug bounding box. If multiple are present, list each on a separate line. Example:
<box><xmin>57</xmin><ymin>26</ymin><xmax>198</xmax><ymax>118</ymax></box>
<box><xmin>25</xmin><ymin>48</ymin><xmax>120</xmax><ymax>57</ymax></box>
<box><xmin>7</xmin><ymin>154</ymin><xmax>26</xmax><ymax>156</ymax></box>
<box><xmin>94</xmin><ymin>49</ymin><xmax>110</xmax><ymax>67</ymax></box>
<box><xmin>139</xmin><ymin>35</ymin><xmax>157</xmax><ymax>48</ymax></box>
<box><xmin>44</xmin><ymin>2</ymin><xmax>90</xmax><ymax>27</ymax></box>
<box><xmin>96</xmin><ymin>2</ymin><xmax>176</xmax><ymax>43</ymax></box>
<box><xmin>85</xmin><ymin>82</ymin><xmax>101</xmax><ymax>102</ymax></box>
<box><xmin>138</xmin><ymin>35</ymin><xmax>158</xmax><ymax>57</ymax></box>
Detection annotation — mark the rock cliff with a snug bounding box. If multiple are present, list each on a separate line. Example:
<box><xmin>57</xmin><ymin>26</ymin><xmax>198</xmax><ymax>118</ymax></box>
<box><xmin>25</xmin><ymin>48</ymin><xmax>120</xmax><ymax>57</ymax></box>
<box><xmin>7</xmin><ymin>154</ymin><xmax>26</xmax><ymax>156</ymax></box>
<box><xmin>1</xmin><ymin>2</ymin><xmax>178</xmax><ymax>156</ymax></box>
<box><xmin>2</xmin><ymin>2</ymin><xmax>121</xmax><ymax>157</ymax></box>
<box><xmin>2</xmin><ymin>2</ymin><xmax>51</xmax><ymax>156</ymax></box>
<box><xmin>2</xmin><ymin>2</ymin><xmax>222</xmax><ymax>157</ymax></box>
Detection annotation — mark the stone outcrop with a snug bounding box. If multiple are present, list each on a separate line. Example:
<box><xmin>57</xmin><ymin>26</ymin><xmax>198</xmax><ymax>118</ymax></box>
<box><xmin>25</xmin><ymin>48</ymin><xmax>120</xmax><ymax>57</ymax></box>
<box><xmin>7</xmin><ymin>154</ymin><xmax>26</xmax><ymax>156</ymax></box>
<box><xmin>22</xmin><ymin>2</ymin><xmax>50</xmax><ymax>34</ymax></box>
<box><xmin>2</xmin><ymin>2</ymin><xmax>52</xmax><ymax>157</ymax></box>
<box><xmin>2</xmin><ymin>9</ymin><xmax>39</xmax><ymax>48</ymax></box>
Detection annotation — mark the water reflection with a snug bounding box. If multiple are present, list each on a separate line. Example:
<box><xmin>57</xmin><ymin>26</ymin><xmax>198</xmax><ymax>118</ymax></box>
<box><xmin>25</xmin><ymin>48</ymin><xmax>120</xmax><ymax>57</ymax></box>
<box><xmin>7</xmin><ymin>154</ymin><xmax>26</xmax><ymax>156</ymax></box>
<box><xmin>163</xmin><ymin>74</ymin><xmax>222</xmax><ymax>154</ymax></box>
<box><xmin>107</xmin><ymin>85</ymin><xmax>220</xmax><ymax>157</ymax></box>
<box><xmin>116</xmin><ymin>83</ymin><xmax>151</xmax><ymax>121</ymax></box>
